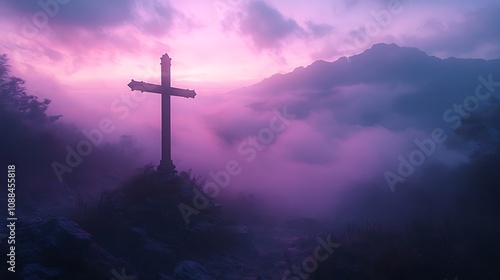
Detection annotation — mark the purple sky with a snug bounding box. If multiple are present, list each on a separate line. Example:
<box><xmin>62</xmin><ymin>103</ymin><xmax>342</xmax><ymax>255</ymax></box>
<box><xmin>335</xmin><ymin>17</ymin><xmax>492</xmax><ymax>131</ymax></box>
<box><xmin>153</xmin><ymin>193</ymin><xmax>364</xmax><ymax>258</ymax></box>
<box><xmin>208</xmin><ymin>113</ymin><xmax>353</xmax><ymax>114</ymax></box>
<box><xmin>1</xmin><ymin>0</ymin><xmax>499</xmax><ymax>86</ymax></box>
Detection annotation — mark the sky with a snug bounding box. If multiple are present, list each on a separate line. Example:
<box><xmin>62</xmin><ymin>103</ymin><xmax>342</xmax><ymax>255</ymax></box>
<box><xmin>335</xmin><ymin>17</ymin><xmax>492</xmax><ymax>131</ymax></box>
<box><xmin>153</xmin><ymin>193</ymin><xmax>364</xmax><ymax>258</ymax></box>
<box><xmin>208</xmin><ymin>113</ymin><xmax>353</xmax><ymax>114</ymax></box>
<box><xmin>1</xmin><ymin>0</ymin><xmax>500</xmax><ymax>218</ymax></box>
<box><xmin>1</xmin><ymin>0</ymin><xmax>499</xmax><ymax>88</ymax></box>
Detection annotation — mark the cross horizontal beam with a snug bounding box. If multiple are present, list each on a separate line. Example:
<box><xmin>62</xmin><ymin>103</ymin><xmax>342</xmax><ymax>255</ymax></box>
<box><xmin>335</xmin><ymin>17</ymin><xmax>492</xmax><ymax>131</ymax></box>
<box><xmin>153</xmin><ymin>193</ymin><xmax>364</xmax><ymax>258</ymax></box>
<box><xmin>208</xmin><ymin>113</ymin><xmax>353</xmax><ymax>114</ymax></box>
<box><xmin>127</xmin><ymin>79</ymin><xmax>196</xmax><ymax>98</ymax></box>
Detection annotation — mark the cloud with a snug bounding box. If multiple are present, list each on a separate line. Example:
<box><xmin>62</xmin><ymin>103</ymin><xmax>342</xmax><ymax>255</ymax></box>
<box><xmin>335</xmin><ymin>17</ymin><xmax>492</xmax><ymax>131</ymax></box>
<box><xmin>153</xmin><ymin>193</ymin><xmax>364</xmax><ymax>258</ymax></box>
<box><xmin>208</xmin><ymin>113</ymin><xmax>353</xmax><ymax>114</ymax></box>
<box><xmin>135</xmin><ymin>1</ymin><xmax>177</xmax><ymax>36</ymax></box>
<box><xmin>1</xmin><ymin>0</ymin><xmax>196</xmax><ymax>60</ymax></box>
<box><xmin>2</xmin><ymin>0</ymin><xmax>136</xmax><ymax>29</ymax></box>
<box><xmin>403</xmin><ymin>5</ymin><xmax>500</xmax><ymax>58</ymax></box>
<box><xmin>134</xmin><ymin>0</ymin><xmax>200</xmax><ymax>36</ymax></box>
<box><xmin>238</xmin><ymin>1</ymin><xmax>302</xmax><ymax>49</ymax></box>
<box><xmin>305</xmin><ymin>21</ymin><xmax>335</xmax><ymax>38</ymax></box>
<box><xmin>208</xmin><ymin>43</ymin><xmax>499</xmax><ymax>178</ymax></box>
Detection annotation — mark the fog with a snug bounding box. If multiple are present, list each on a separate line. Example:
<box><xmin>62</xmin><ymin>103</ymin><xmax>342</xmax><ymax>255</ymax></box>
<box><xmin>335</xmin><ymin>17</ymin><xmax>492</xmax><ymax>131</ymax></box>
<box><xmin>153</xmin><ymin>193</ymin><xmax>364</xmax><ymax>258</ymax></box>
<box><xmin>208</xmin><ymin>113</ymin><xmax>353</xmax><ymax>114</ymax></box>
<box><xmin>5</xmin><ymin>43</ymin><xmax>500</xmax><ymax>227</ymax></box>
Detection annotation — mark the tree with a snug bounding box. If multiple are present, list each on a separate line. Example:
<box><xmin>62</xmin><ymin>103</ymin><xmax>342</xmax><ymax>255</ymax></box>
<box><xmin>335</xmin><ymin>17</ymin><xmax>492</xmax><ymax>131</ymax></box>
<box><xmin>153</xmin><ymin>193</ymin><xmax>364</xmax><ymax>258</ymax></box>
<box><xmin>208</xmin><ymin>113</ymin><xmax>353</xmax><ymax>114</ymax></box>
<box><xmin>0</xmin><ymin>54</ymin><xmax>62</xmax><ymax>123</ymax></box>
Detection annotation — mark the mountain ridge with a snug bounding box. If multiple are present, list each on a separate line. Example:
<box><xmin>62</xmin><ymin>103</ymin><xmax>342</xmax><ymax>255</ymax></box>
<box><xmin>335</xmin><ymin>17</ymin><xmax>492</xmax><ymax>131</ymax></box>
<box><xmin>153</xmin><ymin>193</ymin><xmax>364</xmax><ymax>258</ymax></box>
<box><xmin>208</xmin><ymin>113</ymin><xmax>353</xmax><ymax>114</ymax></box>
<box><xmin>229</xmin><ymin>43</ymin><xmax>498</xmax><ymax>96</ymax></box>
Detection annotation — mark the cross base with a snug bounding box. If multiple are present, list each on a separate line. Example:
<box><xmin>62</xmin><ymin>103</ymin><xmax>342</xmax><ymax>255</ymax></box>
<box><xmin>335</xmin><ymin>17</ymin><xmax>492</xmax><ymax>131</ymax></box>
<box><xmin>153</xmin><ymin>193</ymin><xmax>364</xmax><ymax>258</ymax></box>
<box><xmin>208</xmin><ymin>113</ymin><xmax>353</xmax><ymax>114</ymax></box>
<box><xmin>157</xmin><ymin>159</ymin><xmax>177</xmax><ymax>175</ymax></box>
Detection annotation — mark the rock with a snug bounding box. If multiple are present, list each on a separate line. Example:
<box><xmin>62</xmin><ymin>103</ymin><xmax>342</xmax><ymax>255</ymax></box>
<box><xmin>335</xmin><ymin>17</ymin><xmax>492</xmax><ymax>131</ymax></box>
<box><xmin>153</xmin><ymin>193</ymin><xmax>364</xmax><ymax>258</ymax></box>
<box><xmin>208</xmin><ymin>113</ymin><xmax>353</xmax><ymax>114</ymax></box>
<box><xmin>17</xmin><ymin>217</ymin><xmax>92</xmax><ymax>265</ymax></box>
<box><xmin>19</xmin><ymin>263</ymin><xmax>66</xmax><ymax>280</ymax></box>
<box><xmin>225</xmin><ymin>225</ymin><xmax>257</xmax><ymax>254</ymax></box>
<box><xmin>173</xmin><ymin>260</ymin><xmax>215</xmax><ymax>280</ymax></box>
<box><xmin>128</xmin><ymin>227</ymin><xmax>148</xmax><ymax>244</ymax></box>
<box><xmin>282</xmin><ymin>217</ymin><xmax>318</xmax><ymax>230</ymax></box>
<box><xmin>227</xmin><ymin>224</ymin><xmax>251</xmax><ymax>235</ymax></box>
<box><xmin>140</xmin><ymin>238</ymin><xmax>177</xmax><ymax>273</ymax></box>
<box><xmin>15</xmin><ymin>217</ymin><xmax>138</xmax><ymax>279</ymax></box>
<box><xmin>158</xmin><ymin>272</ymin><xmax>175</xmax><ymax>280</ymax></box>
<box><xmin>84</xmin><ymin>241</ymin><xmax>138</xmax><ymax>279</ymax></box>
<box><xmin>181</xmin><ymin>221</ymin><xmax>215</xmax><ymax>247</ymax></box>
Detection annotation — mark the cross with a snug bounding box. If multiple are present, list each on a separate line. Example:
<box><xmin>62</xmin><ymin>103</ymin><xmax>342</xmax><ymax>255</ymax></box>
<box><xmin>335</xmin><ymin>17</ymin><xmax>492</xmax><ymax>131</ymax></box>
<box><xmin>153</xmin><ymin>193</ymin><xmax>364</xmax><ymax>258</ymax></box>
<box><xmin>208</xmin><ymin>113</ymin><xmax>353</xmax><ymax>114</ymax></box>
<box><xmin>127</xmin><ymin>53</ymin><xmax>196</xmax><ymax>174</ymax></box>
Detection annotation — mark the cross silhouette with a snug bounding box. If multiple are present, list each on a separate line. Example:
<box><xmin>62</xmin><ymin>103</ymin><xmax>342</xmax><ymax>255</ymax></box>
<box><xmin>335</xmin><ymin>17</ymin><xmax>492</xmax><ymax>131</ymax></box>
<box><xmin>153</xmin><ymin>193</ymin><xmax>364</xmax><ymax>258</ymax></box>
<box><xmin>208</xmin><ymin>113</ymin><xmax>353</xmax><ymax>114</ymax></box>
<box><xmin>128</xmin><ymin>53</ymin><xmax>196</xmax><ymax>174</ymax></box>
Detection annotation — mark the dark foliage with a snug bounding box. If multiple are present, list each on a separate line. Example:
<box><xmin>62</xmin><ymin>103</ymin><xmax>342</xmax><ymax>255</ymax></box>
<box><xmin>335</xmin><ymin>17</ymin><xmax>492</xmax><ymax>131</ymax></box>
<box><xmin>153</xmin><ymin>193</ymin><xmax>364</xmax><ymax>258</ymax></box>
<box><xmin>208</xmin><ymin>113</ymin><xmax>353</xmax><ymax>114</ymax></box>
<box><xmin>0</xmin><ymin>54</ymin><xmax>142</xmax><ymax>204</ymax></box>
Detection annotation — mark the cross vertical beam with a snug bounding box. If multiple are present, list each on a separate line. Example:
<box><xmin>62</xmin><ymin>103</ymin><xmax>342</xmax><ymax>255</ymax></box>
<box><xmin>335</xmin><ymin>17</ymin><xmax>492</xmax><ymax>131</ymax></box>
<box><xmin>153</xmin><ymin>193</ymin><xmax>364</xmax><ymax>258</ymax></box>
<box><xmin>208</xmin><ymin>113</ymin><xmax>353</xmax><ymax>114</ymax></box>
<box><xmin>159</xmin><ymin>53</ymin><xmax>174</xmax><ymax>173</ymax></box>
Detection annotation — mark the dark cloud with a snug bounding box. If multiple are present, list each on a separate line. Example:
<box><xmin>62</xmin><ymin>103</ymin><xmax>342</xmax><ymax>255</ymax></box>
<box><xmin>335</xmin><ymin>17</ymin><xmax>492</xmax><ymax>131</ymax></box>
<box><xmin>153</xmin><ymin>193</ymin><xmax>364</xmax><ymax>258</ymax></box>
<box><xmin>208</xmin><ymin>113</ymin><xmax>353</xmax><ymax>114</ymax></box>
<box><xmin>343</xmin><ymin>0</ymin><xmax>361</xmax><ymax>9</ymax></box>
<box><xmin>305</xmin><ymin>21</ymin><xmax>335</xmax><ymax>38</ymax></box>
<box><xmin>135</xmin><ymin>1</ymin><xmax>177</xmax><ymax>36</ymax></box>
<box><xmin>0</xmin><ymin>0</ymin><xmax>199</xmax><ymax>65</ymax></box>
<box><xmin>238</xmin><ymin>1</ymin><xmax>302</xmax><ymax>49</ymax></box>
<box><xmin>404</xmin><ymin>5</ymin><xmax>500</xmax><ymax>58</ymax></box>
<box><xmin>1</xmin><ymin>0</ymin><xmax>192</xmax><ymax>49</ymax></box>
<box><xmin>42</xmin><ymin>45</ymin><xmax>64</xmax><ymax>61</ymax></box>
<box><xmin>1</xmin><ymin>0</ymin><xmax>136</xmax><ymax>29</ymax></box>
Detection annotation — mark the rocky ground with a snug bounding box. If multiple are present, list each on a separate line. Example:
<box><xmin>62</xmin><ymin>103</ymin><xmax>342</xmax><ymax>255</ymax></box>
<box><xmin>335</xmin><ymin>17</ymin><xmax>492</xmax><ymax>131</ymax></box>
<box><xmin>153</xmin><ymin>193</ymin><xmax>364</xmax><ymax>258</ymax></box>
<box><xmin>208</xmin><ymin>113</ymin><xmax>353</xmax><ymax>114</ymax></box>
<box><xmin>0</xmin><ymin>171</ymin><xmax>328</xmax><ymax>280</ymax></box>
<box><xmin>1</xmin><ymin>170</ymin><xmax>499</xmax><ymax>280</ymax></box>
